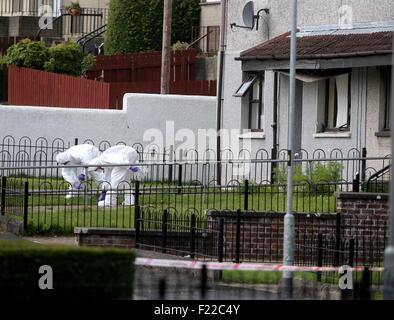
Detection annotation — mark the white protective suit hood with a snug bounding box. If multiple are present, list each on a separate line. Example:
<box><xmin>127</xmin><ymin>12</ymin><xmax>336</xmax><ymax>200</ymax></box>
<box><xmin>88</xmin><ymin>145</ymin><xmax>139</xmax><ymax>169</ymax></box>
<box><xmin>56</xmin><ymin>144</ymin><xmax>101</xmax><ymax>165</ymax></box>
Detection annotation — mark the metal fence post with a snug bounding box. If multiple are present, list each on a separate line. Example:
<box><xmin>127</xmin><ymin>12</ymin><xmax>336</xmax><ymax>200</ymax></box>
<box><xmin>178</xmin><ymin>163</ymin><xmax>183</xmax><ymax>194</ymax></box>
<box><xmin>218</xmin><ymin>218</ymin><xmax>224</xmax><ymax>262</ymax></box>
<box><xmin>190</xmin><ymin>214</ymin><xmax>196</xmax><ymax>259</ymax></box>
<box><xmin>335</xmin><ymin>212</ymin><xmax>341</xmax><ymax>266</ymax></box>
<box><xmin>270</xmin><ymin>148</ymin><xmax>277</xmax><ymax>183</ymax></box>
<box><xmin>244</xmin><ymin>179</ymin><xmax>249</xmax><ymax>211</ymax></box>
<box><xmin>201</xmin><ymin>264</ymin><xmax>207</xmax><ymax>299</ymax></box>
<box><xmin>349</xmin><ymin>238</ymin><xmax>355</xmax><ymax>267</ymax></box>
<box><xmin>317</xmin><ymin>233</ymin><xmax>323</xmax><ymax>282</ymax></box>
<box><xmin>357</xmin><ymin>267</ymin><xmax>371</xmax><ymax>300</ymax></box>
<box><xmin>162</xmin><ymin>209</ymin><xmax>168</xmax><ymax>254</ymax></box>
<box><xmin>134</xmin><ymin>181</ymin><xmax>140</xmax><ymax>248</ymax></box>
<box><xmin>168</xmin><ymin>145</ymin><xmax>173</xmax><ymax>183</ymax></box>
<box><xmin>352</xmin><ymin>173</ymin><xmax>360</xmax><ymax>192</ymax></box>
<box><xmin>23</xmin><ymin>181</ymin><xmax>29</xmax><ymax>232</ymax></box>
<box><xmin>235</xmin><ymin>209</ymin><xmax>241</xmax><ymax>263</ymax></box>
<box><xmin>361</xmin><ymin>147</ymin><xmax>367</xmax><ymax>186</ymax></box>
<box><xmin>1</xmin><ymin>176</ymin><xmax>6</xmax><ymax>216</ymax></box>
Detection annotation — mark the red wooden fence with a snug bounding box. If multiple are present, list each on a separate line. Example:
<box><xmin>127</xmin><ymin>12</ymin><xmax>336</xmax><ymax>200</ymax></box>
<box><xmin>8</xmin><ymin>66</ymin><xmax>111</xmax><ymax>109</ymax></box>
<box><xmin>7</xmin><ymin>67</ymin><xmax>217</xmax><ymax>110</ymax></box>
<box><xmin>86</xmin><ymin>49</ymin><xmax>196</xmax><ymax>83</ymax></box>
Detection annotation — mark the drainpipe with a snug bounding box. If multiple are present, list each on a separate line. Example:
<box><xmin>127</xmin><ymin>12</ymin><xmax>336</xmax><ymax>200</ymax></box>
<box><xmin>216</xmin><ymin>0</ymin><xmax>226</xmax><ymax>185</ymax></box>
<box><xmin>270</xmin><ymin>72</ymin><xmax>279</xmax><ymax>183</ymax></box>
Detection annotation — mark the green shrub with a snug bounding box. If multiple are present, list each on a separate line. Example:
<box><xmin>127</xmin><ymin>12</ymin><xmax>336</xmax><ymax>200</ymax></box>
<box><xmin>81</xmin><ymin>53</ymin><xmax>96</xmax><ymax>76</ymax></box>
<box><xmin>273</xmin><ymin>161</ymin><xmax>343</xmax><ymax>193</ymax></box>
<box><xmin>172</xmin><ymin>41</ymin><xmax>189</xmax><ymax>51</ymax></box>
<box><xmin>5</xmin><ymin>39</ymin><xmax>95</xmax><ymax>76</ymax></box>
<box><xmin>44</xmin><ymin>41</ymin><xmax>86</xmax><ymax>76</ymax></box>
<box><xmin>105</xmin><ymin>0</ymin><xmax>200</xmax><ymax>54</ymax></box>
<box><xmin>0</xmin><ymin>240</ymin><xmax>135</xmax><ymax>300</ymax></box>
<box><xmin>5</xmin><ymin>39</ymin><xmax>49</xmax><ymax>70</ymax></box>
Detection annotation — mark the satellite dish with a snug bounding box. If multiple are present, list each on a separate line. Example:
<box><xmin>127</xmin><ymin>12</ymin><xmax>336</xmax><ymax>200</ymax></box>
<box><xmin>230</xmin><ymin>1</ymin><xmax>269</xmax><ymax>31</ymax></box>
<box><xmin>242</xmin><ymin>1</ymin><xmax>255</xmax><ymax>29</ymax></box>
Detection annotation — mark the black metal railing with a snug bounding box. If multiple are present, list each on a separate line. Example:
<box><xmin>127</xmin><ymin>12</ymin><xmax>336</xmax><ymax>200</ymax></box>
<box><xmin>190</xmin><ymin>26</ymin><xmax>220</xmax><ymax>56</ymax></box>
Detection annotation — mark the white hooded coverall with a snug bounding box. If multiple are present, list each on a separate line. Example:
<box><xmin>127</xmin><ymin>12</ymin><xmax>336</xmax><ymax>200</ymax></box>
<box><xmin>55</xmin><ymin>144</ymin><xmax>101</xmax><ymax>197</ymax></box>
<box><xmin>88</xmin><ymin>145</ymin><xmax>140</xmax><ymax>206</ymax></box>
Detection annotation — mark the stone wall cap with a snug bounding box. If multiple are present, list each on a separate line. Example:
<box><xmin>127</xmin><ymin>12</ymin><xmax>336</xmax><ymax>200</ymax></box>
<box><xmin>206</xmin><ymin>209</ymin><xmax>335</xmax><ymax>219</ymax></box>
<box><xmin>335</xmin><ymin>192</ymin><xmax>389</xmax><ymax>200</ymax></box>
<box><xmin>74</xmin><ymin>227</ymin><xmax>135</xmax><ymax>235</ymax></box>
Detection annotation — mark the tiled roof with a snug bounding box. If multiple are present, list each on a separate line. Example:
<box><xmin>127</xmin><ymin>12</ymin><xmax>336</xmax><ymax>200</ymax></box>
<box><xmin>238</xmin><ymin>31</ymin><xmax>393</xmax><ymax>61</ymax></box>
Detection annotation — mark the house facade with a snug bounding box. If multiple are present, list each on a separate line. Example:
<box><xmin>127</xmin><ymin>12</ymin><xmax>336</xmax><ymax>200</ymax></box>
<box><xmin>0</xmin><ymin>0</ymin><xmax>107</xmax><ymax>39</ymax></box>
<box><xmin>220</xmin><ymin>0</ymin><xmax>393</xmax><ymax>159</ymax></box>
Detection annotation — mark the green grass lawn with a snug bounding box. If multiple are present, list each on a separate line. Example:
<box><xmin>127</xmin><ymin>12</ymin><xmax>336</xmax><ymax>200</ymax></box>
<box><xmin>221</xmin><ymin>269</ymin><xmax>384</xmax><ymax>289</ymax></box>
<box><xmin>4</xmin><ymin>176</ymin><xmax>337</xmax><ymax>235</ymax></box>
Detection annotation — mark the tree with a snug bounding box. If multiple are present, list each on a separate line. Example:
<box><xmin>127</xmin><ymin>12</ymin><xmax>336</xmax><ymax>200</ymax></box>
<box><xmin>104</xmin><ymin>0</ymin><xmax>200</xmax><ymax>55</ymax></box>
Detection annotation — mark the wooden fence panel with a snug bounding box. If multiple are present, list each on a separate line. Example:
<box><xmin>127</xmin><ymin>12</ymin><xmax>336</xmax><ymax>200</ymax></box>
<box><xmin>8</xmin><ymin>66</ymin><xmax>111</xmax><ymax>109</ymax></box>
<box><xmin>87</xmin><ymin>50</ymin><xmax>196</xmax><ymax>83</ymax></box>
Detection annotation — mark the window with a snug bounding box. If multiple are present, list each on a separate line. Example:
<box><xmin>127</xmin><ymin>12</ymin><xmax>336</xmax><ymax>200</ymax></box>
<box><xmin>234</xmin><ymin>73</ymin><xmax>264</xmax><ymax>130</ymax></box>
<box><xmin>382</xmin><ymin>66</ymin><xmax>391</xmax><ymax>131</ymax></box>
<box><xmin>318</xmin><ymin>73</ymin><xmax>351</xmax><ymax>132</ymax></box>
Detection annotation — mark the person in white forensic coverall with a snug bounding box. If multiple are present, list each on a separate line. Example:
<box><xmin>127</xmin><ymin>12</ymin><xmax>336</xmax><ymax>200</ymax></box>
<box><xmin>88</xmin><ymin>145</ymin><xmax>142</xmax><ymax>207</ymax></box>
<box><xmin>55</xmin><ymin>144</ymin><xmax>101</xmax><ymax>198</ymax></box>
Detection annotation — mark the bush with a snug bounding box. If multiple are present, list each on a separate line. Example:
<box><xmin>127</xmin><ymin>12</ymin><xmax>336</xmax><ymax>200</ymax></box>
<box><xmin>5</xmin><ymin>39</ymin><xmax>49</xmax><ymax>70</ymax></box>
<box><xmin>44</xmin><ymin>41</ymin><xmax>86</xmax><ymax>76</ymax></box>
<box><xmin>0</xmin><ymin>240</ymin><xmax>135</xmax><ymax>300</ymax></box>
<box><xmin>105</xmin><ymin>0</ymin><xmax>200</xmax><ymax>54</ymax></box>
<box><xmin>273</xmin><ymin>161</ymin><xmax>343</xmax><ymax>193</ymax></box>
<box><xmin>172</xmin><ymin>41</ymin><xmax>189</xmax><ymax>51</ymax></box>
<box><xmin>5</xmin><ymin>40</ymin><xmax>95</xmax><ymax>77</ymax></box>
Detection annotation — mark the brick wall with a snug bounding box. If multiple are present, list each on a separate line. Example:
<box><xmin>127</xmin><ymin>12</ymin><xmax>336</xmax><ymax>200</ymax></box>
<box><xmin>335</xmin><ymin>192</ymin><xmax>389</xmax><ymax>265</ymax></box>
<box><xmin>75</xmin><ymin>228</ymin><xmax>136</xmax><ymax>249</ymax></box>
<box><xmin>75</xmin><ymin>193</ymin><xmax>389</xmax><ymax>265</ymax></box>
<box><xmin>208</xmin><ymin>211</ymin><xmax>337</xmax><ymax>264</ymax></box>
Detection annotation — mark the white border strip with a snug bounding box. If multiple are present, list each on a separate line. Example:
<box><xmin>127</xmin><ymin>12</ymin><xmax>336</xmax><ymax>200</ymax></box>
<box><xmin>135</xmin><ymin>258</ymin><xmax>384</xmax><ymax>273</ymax></box>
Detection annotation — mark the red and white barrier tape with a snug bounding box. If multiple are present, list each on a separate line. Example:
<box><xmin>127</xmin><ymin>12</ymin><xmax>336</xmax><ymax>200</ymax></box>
<box><xmin>135</xmin><ymin>258</ymin><xmax>384</xmax><ymax>273</ymax></box>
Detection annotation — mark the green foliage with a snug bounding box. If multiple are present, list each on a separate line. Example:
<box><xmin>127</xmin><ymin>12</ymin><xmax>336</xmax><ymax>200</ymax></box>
<box><xmin>4</xmin><ymin>39</ymin><xmax>95</xmax><ymax>76</ymax></box>
<box><xmin>81</xmin><ymin>53</ymin><xmax>96</xmax><ymax>76</ymax></box>
<box><xmin>44</xmin><ymin>41</ymin><xmax>86</xmax><ymax>76</ymax></box>
<box><xmin>0</xmin><ymin>240</ymin><xmax>135</xmax><ymax>300</ymax></box>
<box><xmin>5</xmin><ymin>39</ymin><xmax>49</xmax><ymax>70</ymax></box>
<box><xmin>105</xmin><ymin>0</ymin><xmax>200</xmax><ymax>54</ymax></box>
<box><xmin>64</xmin><ymin>1</ymin><xmax>81</xmax><ymax>10</ymax></box>
<box><xmin>172</xmin><ymin>41</ymin><xmax>189</xmax><ymax>51</ymax></box>
<box><xmin>273</xmin><ymin>161</ymin><xmax>343</xmax><ymax>193</ymax></box>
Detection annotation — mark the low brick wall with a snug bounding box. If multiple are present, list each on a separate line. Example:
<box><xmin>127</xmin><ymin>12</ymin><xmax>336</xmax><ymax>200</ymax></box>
<box><xmin>335</xmin><ymin>192</ymin><xmax>389</xmax><ymax>264</ymax></box>
<box><xmin>75</xmin><ymin>227</ymin><xmax>215</xmax><ymax>256</ymax></box>
<box><xmin>75</xmin><ymin>193</ymin><xmax>389</xmax><ymax>264</ymax></box>
<box><xmin>75</xmin><ymin>228</ymin><xmax>136</xmax><ymax>249</ymax></box>
<box><xmin>208</xmin><ymin>210</ymin><xmax>337</xmax><ymax>263</ymax></box>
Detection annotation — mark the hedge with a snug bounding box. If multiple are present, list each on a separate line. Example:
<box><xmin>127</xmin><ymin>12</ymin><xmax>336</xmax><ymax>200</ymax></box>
<box><xmin>0</xmin><ymin>240</ymin><xmax>135</xmax><ymax>300</ymax></box>
<box><xmin>105</xmin><ymin>0</ymin><xmax>200</xmax><ymax>54</ymax></box>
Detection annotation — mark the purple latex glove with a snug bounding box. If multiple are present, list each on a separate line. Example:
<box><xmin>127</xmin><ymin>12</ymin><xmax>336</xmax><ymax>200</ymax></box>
<box><xmin>130</xmin><ymin>166</ymin><xmax>140</xmax><ymax>173</ymax></box>
<box><xmin>78</xmin><ymin>173</ymin><xmax>86</xmax><ymax>181</ymax></box>
<box><xmin>73</xmin><ymin>181</ymin><xmax>83</xmax><ymax>190</ymax></box>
